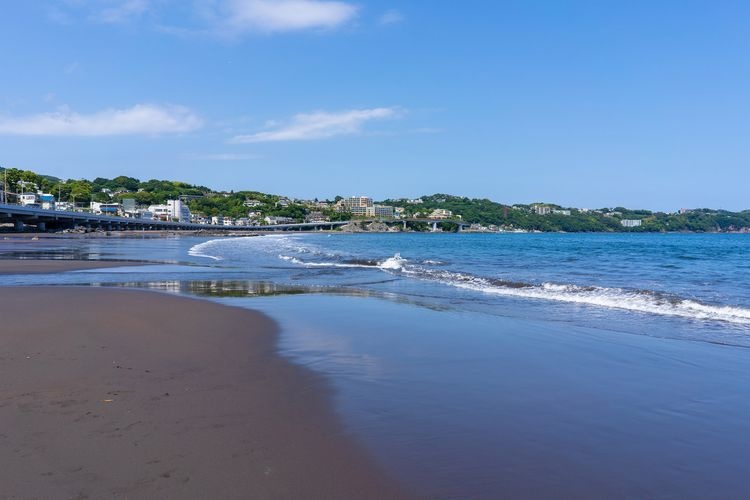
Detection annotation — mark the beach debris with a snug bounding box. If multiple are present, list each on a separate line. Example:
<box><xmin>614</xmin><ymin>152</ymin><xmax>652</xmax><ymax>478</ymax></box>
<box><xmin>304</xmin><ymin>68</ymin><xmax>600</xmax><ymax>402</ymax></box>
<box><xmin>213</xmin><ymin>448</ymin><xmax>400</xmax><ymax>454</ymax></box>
<box><xmin>101</xmin><ymin>399</ymin><xmax>114</xmax><ymax>403</ymax></box>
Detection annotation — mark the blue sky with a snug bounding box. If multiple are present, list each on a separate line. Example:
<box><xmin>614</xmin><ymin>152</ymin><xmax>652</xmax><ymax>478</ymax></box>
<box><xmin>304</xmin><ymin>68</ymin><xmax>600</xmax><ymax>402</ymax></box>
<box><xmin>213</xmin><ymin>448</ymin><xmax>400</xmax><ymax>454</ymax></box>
<box><xmin>1</xmin><ymin>1</ymin><xmax>749</xmax><ymax>211</ymax></box>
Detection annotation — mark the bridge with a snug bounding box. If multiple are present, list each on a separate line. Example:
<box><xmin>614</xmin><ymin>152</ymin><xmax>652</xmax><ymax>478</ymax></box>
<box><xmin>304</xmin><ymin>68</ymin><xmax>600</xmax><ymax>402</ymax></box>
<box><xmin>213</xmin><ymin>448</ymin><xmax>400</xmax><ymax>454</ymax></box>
<box><xmin>0</xmin><ymin>202</ymin><xmax>469</xmax><ymax>233</ymax></box>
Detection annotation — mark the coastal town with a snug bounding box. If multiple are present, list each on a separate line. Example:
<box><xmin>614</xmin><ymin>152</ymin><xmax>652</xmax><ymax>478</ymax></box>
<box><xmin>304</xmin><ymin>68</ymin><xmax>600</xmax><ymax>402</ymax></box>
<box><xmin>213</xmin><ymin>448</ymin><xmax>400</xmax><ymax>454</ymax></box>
<box><xmin>1</xmin><ymin>167</ymin><xmax>749</xmax><ymax>233</ymax></box>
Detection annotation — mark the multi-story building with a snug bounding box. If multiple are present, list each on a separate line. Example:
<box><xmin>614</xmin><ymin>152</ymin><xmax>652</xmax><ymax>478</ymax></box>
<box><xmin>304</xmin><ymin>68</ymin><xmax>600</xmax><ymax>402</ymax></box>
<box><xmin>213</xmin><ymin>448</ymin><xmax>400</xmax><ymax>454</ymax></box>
<box><xmin>167</xmin><ymin>199</ymin><xmax>191</xmax><ymax>223</ymax></box>
<box><xmin>122</xmin><ymin>198</ymin><xmax>137</xmax><ymax>215</ymax></box>
<box><xmin>621</xmin><ymin>219</ymin><xmax>643</xmax><ymax>228</ymax></box>
<box><xmin>148</xmin><ymin>204</ymin><xmax>171</xmax><ymax>221</ymax></box>
<box><xmin>374</xmin><ymin>205</ymin><xmax>394</xmax><ymax>218</ymax></box>
<box><xmin>532</xmin><ymin>204</ymin><xmax>551</xmax><ymax>216</ymax></box>
<box><xmin>265</xmin><ymin>216</ymin><xmax>295</xmax><ymax>225</ymax></box>
<box><xmin>305</xmin><ymin>211</ymin><xmax>330</xmax><ymax>223</ymax></box>
<box><xmin>211</xmin><ymin>216</ymin><xmax>225</xmax><ymax>226</ymax></box>
<box><xmin>428</xmin><ymin>209</ymin><xmax>453</xmax><ymax>220</ymax></box>
<box><xmin>552</xmin><ymin>209</ymin><xmax>571</xmax><ymax>216</ymax></box>
<box><xmin>337</xmin><ymin>196</ymin><xmax>374</xmax><ymax>216</ymax></box>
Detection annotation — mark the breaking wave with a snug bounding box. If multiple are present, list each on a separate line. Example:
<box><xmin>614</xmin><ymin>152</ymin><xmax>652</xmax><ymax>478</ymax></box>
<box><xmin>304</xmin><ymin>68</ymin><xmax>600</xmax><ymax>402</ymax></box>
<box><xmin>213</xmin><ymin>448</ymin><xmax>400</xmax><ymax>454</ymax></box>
<box><xmin>188</xmin><ymin>236</ymin><xmax>750</xmax><ymax>325</ymax></box>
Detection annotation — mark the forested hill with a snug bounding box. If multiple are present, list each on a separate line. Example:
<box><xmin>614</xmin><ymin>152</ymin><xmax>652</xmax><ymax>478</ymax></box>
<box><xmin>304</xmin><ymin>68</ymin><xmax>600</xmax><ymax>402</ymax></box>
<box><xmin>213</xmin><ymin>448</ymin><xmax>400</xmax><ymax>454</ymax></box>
<box><xmin>384</xmin><ymin>194</ymin><xmax>750</xmax><ymax>232</ymax></box>
<box><xmin>1</xmin><ymin>167</ymin><xmax>748</xmax><ymax>232</ymax></box>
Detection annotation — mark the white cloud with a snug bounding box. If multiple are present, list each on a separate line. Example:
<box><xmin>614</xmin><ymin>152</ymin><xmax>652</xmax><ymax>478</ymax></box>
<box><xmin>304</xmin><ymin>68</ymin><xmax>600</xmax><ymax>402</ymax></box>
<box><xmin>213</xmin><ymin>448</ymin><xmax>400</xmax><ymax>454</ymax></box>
<box><xmin>221</xmin><ymin>0</ymin><xmax>358</xmax><ymax>33</ymax></box>
<box><xmin>185</xmin><ymin>153</ymin><xmax>260</xmax><ymax>161</ymax></box>
<box><xmin>229</xmin><ymin>108</ymin><xmax>400</xmax><ymax>143</ymax></box>
<box><xmin>0</xmin><ymin>104</ymin><xmax>202</xmax><ymax>136</ymax></box>
<box><xmin>52</xmin><ymin>0</ymin><xmax>152</xmax><ymax>24</ymax></box>
<box><xmin>96</xmin><ymin>0</ymin><xmax>150</xmax><ymax>23</ymax></box>
<box><xmin>378</xmin><ymin>9</ymin><xmax>404</xmax><ymax>25</ymax></box>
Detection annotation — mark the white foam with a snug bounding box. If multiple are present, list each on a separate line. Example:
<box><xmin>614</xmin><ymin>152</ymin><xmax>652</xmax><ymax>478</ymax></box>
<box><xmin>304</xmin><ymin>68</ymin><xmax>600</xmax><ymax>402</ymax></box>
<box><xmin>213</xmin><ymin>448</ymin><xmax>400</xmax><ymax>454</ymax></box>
<box><xmin>188</xmin><ymin>240</ymin><xmax>224</xmax><ymax>261</ymax></box>
<box><xmin>391</xmin><ymin>266</ymin><xmax>750</xmax><ymax>325</ymax></box>
<box><xmin>379</xmin><ymin>253</ymin><xmax>407</xmax><ymax>270</ymax></box>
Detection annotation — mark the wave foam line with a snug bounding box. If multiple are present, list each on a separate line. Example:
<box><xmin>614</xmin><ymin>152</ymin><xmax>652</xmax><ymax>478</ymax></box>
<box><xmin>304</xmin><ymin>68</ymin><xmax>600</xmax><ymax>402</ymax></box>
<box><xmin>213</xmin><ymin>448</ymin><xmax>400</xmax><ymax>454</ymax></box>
<box><xmin>393</xmin><ymin>265</ymin><xmax>750</xmax><ymax>325</ymax></box>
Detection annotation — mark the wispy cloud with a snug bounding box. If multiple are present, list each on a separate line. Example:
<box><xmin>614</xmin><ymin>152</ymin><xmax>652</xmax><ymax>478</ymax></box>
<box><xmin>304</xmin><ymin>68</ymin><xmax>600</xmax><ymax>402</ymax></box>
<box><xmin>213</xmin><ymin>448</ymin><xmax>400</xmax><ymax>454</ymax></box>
<box><xmin>220</xmin><ymin>0</ymin><xmax>358</xmax><ymax>34</ymax></box>
<box><xmin>0</xmin><ymin>104</ymin><xmax>202</xmax><ymax>136</ymax></box>
<box><xmin>378</xmin><ymin>9</ymin><xmax>404</xmax><ymax>25</ymax></box>
<box><xmin>184</xmin><ymin>153</ymin><xmax>260</xmax><ymax>161</ymax></box>
<box><xmin>51</xmin><ymin>0</ymin><xmax>152</xmax><ymax>24</ymax></box>
<box><xmin>229</xmin><ymin>108</ymin><xmax>400</xmax><ymax>143</ymax></box>
<box><xmin>96</xmin><ymin>0</ymin><xmax>150</xmax><ymax>23</ymax></box>
<box><xmin>51</xmin><ymin>0</ymin><xmax>358</xmax><ymax>35</ymax></box>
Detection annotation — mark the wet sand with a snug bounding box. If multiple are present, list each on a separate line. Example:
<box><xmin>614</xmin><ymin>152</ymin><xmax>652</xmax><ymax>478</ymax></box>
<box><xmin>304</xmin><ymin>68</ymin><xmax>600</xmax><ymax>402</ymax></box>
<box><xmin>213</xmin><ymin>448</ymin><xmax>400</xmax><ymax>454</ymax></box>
<box><xmin>0</xmin><ymin>286</ymin><xmax>410</xmax><ymax>499</ymax></box>
<box><xmin>0</xmin><ymin>259</ymin><xmax>151</xmax><ymax>274</ymax></box>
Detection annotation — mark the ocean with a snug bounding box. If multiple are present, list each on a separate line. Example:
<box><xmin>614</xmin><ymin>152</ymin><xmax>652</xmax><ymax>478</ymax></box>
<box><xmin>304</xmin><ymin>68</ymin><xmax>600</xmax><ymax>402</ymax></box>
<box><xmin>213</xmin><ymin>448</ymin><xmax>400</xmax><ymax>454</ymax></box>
<box><xmin>3</xmin><ymin>232</ymin><xmax>750</xmax><ymax>498</ymax></box>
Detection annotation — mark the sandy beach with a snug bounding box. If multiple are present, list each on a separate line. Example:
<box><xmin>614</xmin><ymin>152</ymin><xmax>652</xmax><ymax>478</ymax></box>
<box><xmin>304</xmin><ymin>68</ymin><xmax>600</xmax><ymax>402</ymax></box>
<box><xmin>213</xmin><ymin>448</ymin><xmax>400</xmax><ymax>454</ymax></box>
<box><xmin>0</xmin><ymin>284</ymin><xmax>410</xmax><ymax>499</ymax></box>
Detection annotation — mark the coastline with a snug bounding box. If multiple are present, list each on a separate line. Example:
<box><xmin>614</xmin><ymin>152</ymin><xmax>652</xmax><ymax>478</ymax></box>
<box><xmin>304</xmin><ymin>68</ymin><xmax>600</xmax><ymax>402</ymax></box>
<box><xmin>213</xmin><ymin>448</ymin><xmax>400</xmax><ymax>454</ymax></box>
<box><xmin>0</xmin><ymin>285</ymin><xmax>411</xmax><ymax>499</ymax></box>
<box><xmin>0</xmin><ymin>259</ymin><xmax>154</xmax><ymax>274</ymax></box>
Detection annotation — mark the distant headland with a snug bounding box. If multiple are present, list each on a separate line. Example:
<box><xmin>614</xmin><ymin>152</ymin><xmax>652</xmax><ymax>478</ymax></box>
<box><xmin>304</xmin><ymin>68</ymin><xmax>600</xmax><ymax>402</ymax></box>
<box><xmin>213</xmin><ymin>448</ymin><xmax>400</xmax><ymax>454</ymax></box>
<box><xmin>1</xmin><ymin>167</ymin><xmax>748</xmax><ymax>233</ymax></box>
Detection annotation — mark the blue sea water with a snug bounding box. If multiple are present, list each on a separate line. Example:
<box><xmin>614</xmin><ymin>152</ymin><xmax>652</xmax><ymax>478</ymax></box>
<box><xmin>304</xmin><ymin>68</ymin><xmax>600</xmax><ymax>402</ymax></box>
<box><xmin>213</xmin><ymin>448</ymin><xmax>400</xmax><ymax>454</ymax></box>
<box><xmin>3</xmin><ymin>232</ymin><xmax>750</xmax><ymax>498</ymax></box>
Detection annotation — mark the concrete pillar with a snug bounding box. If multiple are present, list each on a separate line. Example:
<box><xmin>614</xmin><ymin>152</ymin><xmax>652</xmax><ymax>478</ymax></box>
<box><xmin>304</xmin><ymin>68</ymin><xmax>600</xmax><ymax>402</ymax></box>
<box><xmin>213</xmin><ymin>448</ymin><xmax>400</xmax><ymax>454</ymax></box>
<box><xmin>14</xmin><ymin>220</ymin><xmax>24</xmax><ymax>232</ymax></box>
<box><xmin>403</xmin><ymin>221</ymin><xmax>407</xmax><ymax>231</ymax></box>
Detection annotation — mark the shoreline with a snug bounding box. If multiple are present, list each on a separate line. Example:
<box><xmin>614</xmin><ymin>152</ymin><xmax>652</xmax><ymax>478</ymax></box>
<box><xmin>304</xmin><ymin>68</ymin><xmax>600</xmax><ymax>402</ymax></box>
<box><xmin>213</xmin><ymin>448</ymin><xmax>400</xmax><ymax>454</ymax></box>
<box><xmin>0</xmin><ymin>259</ymin><xmax>156</xmax><ymax>274</ymax></box>
<box><xmin>0</xmin><ymin>285</ymin><xmax>411</xmax><ymax>498</ymax></box>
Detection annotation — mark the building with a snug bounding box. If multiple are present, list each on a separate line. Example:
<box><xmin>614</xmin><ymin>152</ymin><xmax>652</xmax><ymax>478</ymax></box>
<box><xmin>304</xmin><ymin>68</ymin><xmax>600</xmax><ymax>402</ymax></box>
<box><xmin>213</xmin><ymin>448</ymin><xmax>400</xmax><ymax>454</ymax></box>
<box><xmin>532</xmin><ymin>204</ymin><xmax>551</xmax><ymax>215</ymax></box>
<box><xmin>337</xmin><ymin>196</ymin><xmax>374</xmax><ymax>216</ymax></box>
<box><xmin>244</xmin><ymin>199</ymin><xmax>263</xmax><ymax>208</ymax></box>
<box><xmin>122</xmin><ymin>198</ymin><xmax>137</xmax><ymax>214</ymax></box>
<box><xmin>374</xmin><ymin>205</ymin><xmax>394</xmax><ymax>218</ymax></box>
<box><xmin>211</xmin><ymin>216</ymin><xmax>225</xmax><ymax>226</ymax></box>
<box><xmin>90</xmin><ymin>202</ymin><xmax>122</xmax><ymax>215</ymax></box>
<box><xmin>621</xmin><ymin>219</ymin><xmax>643</xmax><ymax>228</ymax></box>
<box><xmin>148</xmin><ymin>204</ymin><xmax>171</xmax><ymax>221</ymax></box>
<box><xmin>38</xmin><ymin>193</ymin><xmax>55</xmax><ymax>210</ymax></box>
<box><xmin>406</xmin><ymin>198</ymin><xmax>424</xmax><ymax>204</ymax></box>
<box><xmin>428</xmin><ymin>209</ymin><xmax>453</xmax><ymax>220</ymax></box>
<box><xmin>265</xmin><ymin>216</ymin><xmax>295</xmax><ymax>225</ymax></box>
<box><xmin>56</xmin><ymin>201</ymin><xmax>75</xmax><ymax>212</ymax></box>
<box><xmin>552</xmin><ymin>209</ymin><xmax>571</xmax><ymax>216</ymax></box>
<box><xmin>19</xmin><ymin>193</ymin><xmax>38</xmax><ymax>206</ymax></box>
<box><xmin>305</xmin><ymin>212</ymin><xmax>330</xmax><ymax>223</ymax></box>
<box><xmin>167</xmin><ymin>199</ymin><xmax>191</xmax><ymax>223</ymax></box>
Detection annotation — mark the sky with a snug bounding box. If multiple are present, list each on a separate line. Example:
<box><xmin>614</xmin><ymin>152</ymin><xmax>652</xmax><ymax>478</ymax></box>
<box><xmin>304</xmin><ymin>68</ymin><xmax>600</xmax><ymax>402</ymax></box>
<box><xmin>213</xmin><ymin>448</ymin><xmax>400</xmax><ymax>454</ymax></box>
<box><xmin>1</xmin><ymin>1</ymin><xmax>749</xmax><ymax>211</ymax></box>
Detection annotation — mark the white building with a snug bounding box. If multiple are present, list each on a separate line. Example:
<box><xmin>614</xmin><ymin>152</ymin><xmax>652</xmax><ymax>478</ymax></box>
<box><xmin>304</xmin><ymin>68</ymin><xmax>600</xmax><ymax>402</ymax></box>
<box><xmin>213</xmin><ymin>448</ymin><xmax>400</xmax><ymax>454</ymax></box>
<box><xmin>532</xmin><ymin>205</ymin><xmax>551</xmax><ymax>215</ymax></box>
<box><xmin>167</xmin><ymin>199</ymin><xmax>191</xmax><ymax>223</ymax></box>
<box><xmin>19</xmin><ymin>193</ymin><xmax>38</xmax><ymax>206</ymax></box>
<box><xmin>211</xmin><ymin>216</ymin><xmax>225</xmax><ymax>226</ymax></box>
<box><xmin>265</xmin><ymin>216</ymin><xmax>295</xmax><ymax>225</ymax></box>
<box><xmin>148</xmin><ymin>204</ymin><xmax>171</xmax><ymax>221</ymax></box>
<box><xmin>428</xmin><ymin>209</ymin><xmax>453</xmax><ymax>220</ymax></box>
<box><xmin>90</xmin><ymin>202</ymin><xmax>121</xmax><ymax>215</ymax></box>
<box><xmin>552</xmin><ymin>209</ymin><xmax>571</xmax><ymax>216</ymax></box>
<box><xmin>621</xmin><ymin>219</ymin><xmax>643</xmax><ymax>228</ymax></box>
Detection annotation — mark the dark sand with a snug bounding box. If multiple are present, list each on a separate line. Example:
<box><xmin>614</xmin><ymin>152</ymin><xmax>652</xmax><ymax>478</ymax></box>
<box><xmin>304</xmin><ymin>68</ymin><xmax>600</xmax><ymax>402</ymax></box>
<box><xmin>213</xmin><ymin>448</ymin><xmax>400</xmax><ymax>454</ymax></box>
<box><xmin>0</xmin><ymin>286</ymin><xmax>410</xmax><ymax>499</ymax></box>
<box><xmin>0</xmin><ymin>260</ymin><xmax>150</xmax><ymax>274</ymax></box>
